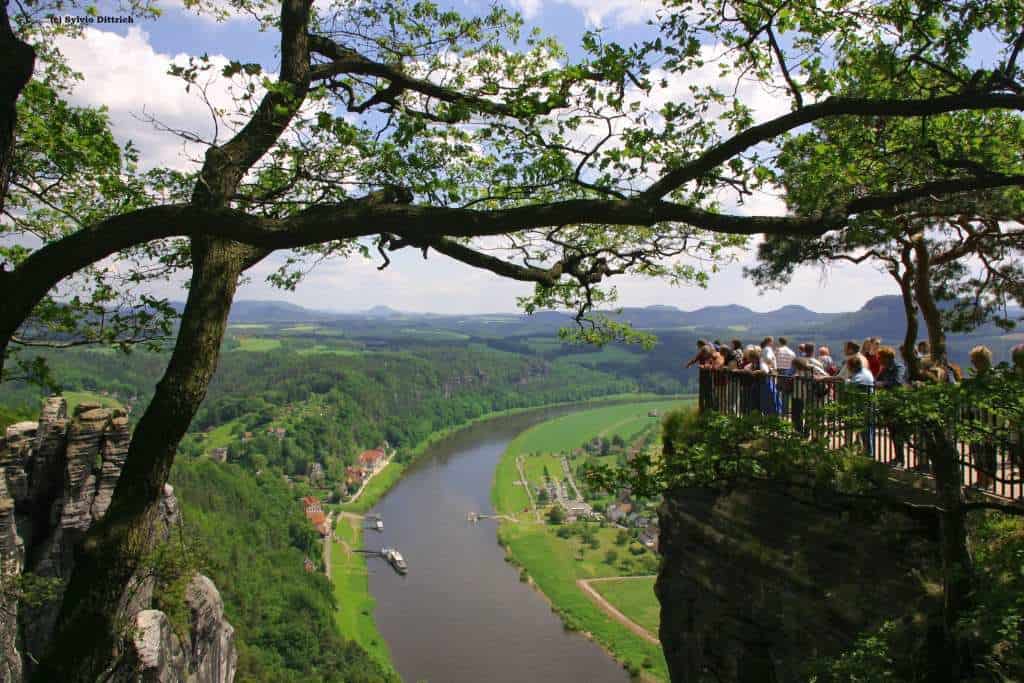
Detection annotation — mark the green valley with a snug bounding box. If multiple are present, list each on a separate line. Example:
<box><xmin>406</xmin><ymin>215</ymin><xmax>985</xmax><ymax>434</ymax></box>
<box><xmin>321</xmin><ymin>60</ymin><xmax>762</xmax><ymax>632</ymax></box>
<box><xmin>493</xmin><ymin>399</ymin><xmax>692</xmax><ymax>680</ymax></box>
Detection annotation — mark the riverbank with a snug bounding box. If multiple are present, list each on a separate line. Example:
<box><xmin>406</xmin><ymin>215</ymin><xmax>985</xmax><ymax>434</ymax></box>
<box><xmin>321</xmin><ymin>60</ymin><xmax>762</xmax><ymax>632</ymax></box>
<box><xmin>330</xmin><ymin>513</ymin><xmax>397</xmax><ymax>677</ymax></box>
<box><xmin>339</xmin><ymin>392</ymin><xmax>686</xmax><ymax>514</ymax></box>
<box><xmin>492</xmin><ymin>399</ymin><xmax>691</xmax><ymax>681</ymax></box>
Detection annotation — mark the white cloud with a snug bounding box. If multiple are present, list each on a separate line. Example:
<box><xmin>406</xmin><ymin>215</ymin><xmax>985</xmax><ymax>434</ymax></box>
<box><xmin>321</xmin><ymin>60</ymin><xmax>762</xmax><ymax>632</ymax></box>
<box><xmin>49</xmin><ymin>25</ymin><xmax>894</xmax><ymax>316</ymax></box>
<box><xmin>511</xmin><ymin>0</ymin><xmax>661</xmax><ymax>27</ymax></box>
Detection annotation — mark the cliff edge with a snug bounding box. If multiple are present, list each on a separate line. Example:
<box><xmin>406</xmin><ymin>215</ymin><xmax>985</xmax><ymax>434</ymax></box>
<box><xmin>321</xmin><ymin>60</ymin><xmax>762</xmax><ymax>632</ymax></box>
<box><xmin>0</xmin><ymin>397</ymin><xmax>236</xmax><ymax>682</ymax></box>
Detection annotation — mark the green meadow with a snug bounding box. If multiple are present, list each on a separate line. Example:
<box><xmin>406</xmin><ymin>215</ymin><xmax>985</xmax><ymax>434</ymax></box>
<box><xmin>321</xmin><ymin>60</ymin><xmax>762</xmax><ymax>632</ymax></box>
<box><xmin>593</xmin><ymin>577</ymin><xmax>661</xmax><ymax>636</ymax></box>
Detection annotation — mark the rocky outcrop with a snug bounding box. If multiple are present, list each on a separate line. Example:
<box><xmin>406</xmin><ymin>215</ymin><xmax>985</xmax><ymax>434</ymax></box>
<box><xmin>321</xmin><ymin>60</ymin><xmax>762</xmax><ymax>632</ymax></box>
<box><xmin>0</xmin><ymin>398</ymin><xmax>236</xmax><ymax>682</ymax></box>
<box><xmin>112</xmin><ymin>575</ymin><xmax>237</xmax><ymax>683</ymax></box>
<box><xmin>657</xmin><ymin>482</ymin><xmax>942</xmax><ymax>682</ymax></box>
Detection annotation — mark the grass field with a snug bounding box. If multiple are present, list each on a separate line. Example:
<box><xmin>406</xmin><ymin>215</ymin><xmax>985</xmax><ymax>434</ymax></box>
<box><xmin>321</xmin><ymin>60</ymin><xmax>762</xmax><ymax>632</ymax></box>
<box><xmin>227</xmin><ymin>323</ymin><xmax>269</xmax><ymax>330</ymax></box>
<box><xmin>331</xmin><ymin>516</ymin><xmax>396</xmax><ymax>674</ymax></box>
<box><xmin>61</xmin><ymin>390</ymin><xmax>124</xmax><ymax>413</ymax></box>
<box><xmin>592</xmin><ymin>577</ymin><xmax>660</xmax><ymax>635</ymax></box>
<box><xmin>498</xmin><ymin>522</ymin><xmax>668</xmax><ymax>679</ymax></box>
<box><xmin>494</xmin><ymin>399</ymin><xmax>682</xmax><ymax>514</ymax></box>
<box><xmin>282</xmin><ymin>324</ymin><xmax>321</xmax><ymax>332</ymax></box>
<box><xmin>235</xmin><ymin>337</ymin><xmax>282</xmax><ymax>352</ymax></box>
<box><xmin>296</xmin><ymin>345</ymin><xmax>365</xmax><ymax>356</ymax></box>
<box><xmin>491</xmin><ymin>398</ymin><xmax>693</xmax><ymax>680</ymax></box>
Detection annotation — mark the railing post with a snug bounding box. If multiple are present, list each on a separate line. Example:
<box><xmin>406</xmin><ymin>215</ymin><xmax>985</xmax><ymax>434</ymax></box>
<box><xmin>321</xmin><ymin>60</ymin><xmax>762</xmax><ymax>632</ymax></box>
<box><xmin>699</xmin><ymin>368</ymin><xmax>712</xmax><ymax>413</ymax></box>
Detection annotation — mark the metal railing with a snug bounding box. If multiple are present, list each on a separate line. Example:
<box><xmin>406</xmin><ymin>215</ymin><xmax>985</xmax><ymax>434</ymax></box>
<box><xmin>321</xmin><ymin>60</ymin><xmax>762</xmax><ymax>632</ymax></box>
<box><xmin>698</xmin><ymin>368</ymin><xmax>1024</xmax><ymax>502</ymax></box>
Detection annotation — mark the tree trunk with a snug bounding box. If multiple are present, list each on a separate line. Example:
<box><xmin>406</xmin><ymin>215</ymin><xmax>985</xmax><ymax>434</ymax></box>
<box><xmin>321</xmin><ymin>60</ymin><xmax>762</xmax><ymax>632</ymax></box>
<box><xmin>911</xmin><ymin>236</ymin><xmax>973</xmax><ymax>679</ymax></box>
<box><xmin>0</xmin><ymin>0</ymin><xmax>35</xmax><ymax>217</ymax></box>
<box><xmin>912</xmin><ymin>237</ymin><xmax>948</xmax><ymax>367</ymax></box>
<box><xmin>922</xmin><ymin>430</ymin><xmax>973</xmax><ymax>681</ymax></box>
<box><xmin>31</xmin><ymin>238</ymin><xmax>261</xmax><ymax>682</ymax></box>
<box><xmin>895</xmin><ymin>244</ymin><xmax>922</xmax><ymax>380</ymax></box>
<box><xmin>0</xmin><ymin>0</ymin><xmax>36</xmax><ymax>380</ymax></box>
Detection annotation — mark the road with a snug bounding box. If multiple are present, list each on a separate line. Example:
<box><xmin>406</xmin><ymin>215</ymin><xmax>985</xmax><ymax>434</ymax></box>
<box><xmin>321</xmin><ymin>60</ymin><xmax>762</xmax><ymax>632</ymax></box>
<box><xmin>347</xmin><ymin>453</ymin><xmax>395</xmax><ymax>504</ymax></box>
<box><xmin>322</xmin><ymin>511</ymin><xmax>335</xmax><ymax>576</ymax></box>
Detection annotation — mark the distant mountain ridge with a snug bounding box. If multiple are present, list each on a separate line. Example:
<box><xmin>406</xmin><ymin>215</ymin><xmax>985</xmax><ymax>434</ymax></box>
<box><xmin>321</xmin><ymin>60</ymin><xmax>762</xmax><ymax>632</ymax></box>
<box><xmin>214</xmin><ymin>296</ymin><xmax>1021</xmax><ymax>339</ymax></box>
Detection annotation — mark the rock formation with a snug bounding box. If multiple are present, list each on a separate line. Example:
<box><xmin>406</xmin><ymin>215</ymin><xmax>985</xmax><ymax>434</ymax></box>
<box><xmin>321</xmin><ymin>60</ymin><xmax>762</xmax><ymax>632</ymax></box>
<box><xmin>657</xmin><ymin>482</ymin><xmax>942</xmax><ymax>682</ymax></box>
<box><xmin>0</xmin><ymin>397</ymin><xmax>236</xmax><ymax>682</ymax></box>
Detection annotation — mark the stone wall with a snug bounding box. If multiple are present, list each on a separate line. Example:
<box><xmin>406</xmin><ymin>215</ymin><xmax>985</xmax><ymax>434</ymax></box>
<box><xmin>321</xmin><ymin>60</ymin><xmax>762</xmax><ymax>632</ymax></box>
<box><xmin>656</xmin><ymin>482</ymin><xmax>942</xmax><ymax>682</ymax></box>
<box><xmin>0</xmin><ymin>398</ymin><xmax>236</xmax><ymax>682</ymax></box>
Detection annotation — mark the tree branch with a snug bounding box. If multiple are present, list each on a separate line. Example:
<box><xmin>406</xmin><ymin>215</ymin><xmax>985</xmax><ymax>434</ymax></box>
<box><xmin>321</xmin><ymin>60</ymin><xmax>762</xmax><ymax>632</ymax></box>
<box><xmin>644</xmin><ymin>93</ymin><xmax>1024</xmax><ymax>199</ymax></box>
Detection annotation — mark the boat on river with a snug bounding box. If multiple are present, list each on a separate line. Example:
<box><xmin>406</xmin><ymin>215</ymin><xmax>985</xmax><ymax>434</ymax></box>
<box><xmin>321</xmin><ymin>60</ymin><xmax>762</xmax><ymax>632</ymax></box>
<box><xmin>380</xmin><ymin>546</ymin><xmax>407</xmax><ymax>574</ymax></box>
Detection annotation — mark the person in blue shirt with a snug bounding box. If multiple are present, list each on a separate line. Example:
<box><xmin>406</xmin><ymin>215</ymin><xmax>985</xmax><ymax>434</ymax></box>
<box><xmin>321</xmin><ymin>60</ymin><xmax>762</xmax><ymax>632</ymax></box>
<box><xmin>876</xmin><ymin>346</ymin><xmax>909</xmax><ymax>465</ymax></box>
<box><xmin>845</xmin><ymin>355</ymin><xmax>875</xmax><ymax>456</ymax></box>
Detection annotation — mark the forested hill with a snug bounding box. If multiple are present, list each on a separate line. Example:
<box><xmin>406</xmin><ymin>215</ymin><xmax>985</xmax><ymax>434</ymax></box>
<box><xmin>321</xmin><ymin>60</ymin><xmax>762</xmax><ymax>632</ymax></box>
<box><xmin>0</xmin><ymin>332</ymin><xmax>660</xmax><ymax>682</ymax></box>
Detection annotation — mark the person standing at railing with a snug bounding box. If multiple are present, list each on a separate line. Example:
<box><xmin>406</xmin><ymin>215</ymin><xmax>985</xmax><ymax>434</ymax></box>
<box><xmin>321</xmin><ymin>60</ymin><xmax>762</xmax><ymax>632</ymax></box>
<box><xmin>845</xmin><ymin>355</ymin><xmax>875</xmax><ymax>456</ymax></box>
<box><xmin>967</xmin><ymin>345</ymin><xmax>997</xmax><ymax>490</ymax></box>
<box><xmin>685</xmin><ymin>339</ymin><xmax>710</xmax><ymax>368</ymax></box>
<box><xmin>838</xmin><ymin>341</ymin><xmax>868</xmax><ymax>380</ymax></box>
<box><xmin>760</xmin><ymin>337</ymin><xmax>778</xmax><ymax>374</ymax></box>
<box><xmin>776</xmin><ymin>337</ymin><xmax>796</xmax><ymax>376</ymax></box>
<box><xmin>863</xmin><ymin>337</ymin><xmax>882</xmax><ymax>378</ymax></box>
<box><xmin>876</xmin><ymin>346</ymin><xmax>910</xmax><ymax>466</ymax></box>
<box><xmin>722</xmin><ymin>339</ymin><xmax>744</xmax><ymax>369</ymax></box>
<box><xmin>817</xmin><ymin>345</ymin><xmax>838</xmax><ymax>375</ymax></box>
<box><xmin>775</xmin><ymin>337</ymin><xmax>796</xmax><ymax>414</ymax></box>
<box><xmin>738</xmin><ymin>346</ymin><xmax>779</xmax><ymax>416</ymax></box>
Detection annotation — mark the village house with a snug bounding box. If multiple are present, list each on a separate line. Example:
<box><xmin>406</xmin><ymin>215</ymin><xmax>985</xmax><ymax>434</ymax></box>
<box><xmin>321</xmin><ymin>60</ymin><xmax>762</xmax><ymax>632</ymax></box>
<box><xmin>303</xmin><ymin>557</ymin><xmax>315</xmax><ymax>573</ymax></box>
<box><xmin>627</xmin><ymin>513</ymin><xmax>650</xmax><ymax>529</ymax></box>
<box><xmin>308</xmin><ymin>462</ymin><xmax>325</xmax><ymax>486</ymax></box>
<box><xmin>241</xmin><ymin>431</ymin><xmax>253</xmax><ymax>442</ymax></box>
<box><xmin>301</xmin><ymin>496</ymin><xmax>330</xmax><ymax>536</ymax></box>
<box><xmin>209</xmin><ymin>447</ymin><xmax>228</xmax><ymax>464</ymax></box>
<box><xmin>345</xmin><ymin>466</ymin><xmax>366</xmax><ymax>489</ymax></box>
<box><xmin>357</xmin><ymin>448</ymin><xmax>387</xmax><ymax>474</ymax></box>
<box><xmin>267</xmin><ymin>426</ymin><xmax>287</xmax><ymax>440</ymax></box>
<box><xmin>639</xmin><ymin>527</ymin><xmax>660</xmax><ymax>553</ymax></box>
<box><xmin>605</xmin><ymin>502</ymin><xmax>632</xmax><ymax>524</ymax></box>
<box><xmin>562</xmin><ymin>500</ymin><xmax>594</xmax><ymax>523</ymax></box>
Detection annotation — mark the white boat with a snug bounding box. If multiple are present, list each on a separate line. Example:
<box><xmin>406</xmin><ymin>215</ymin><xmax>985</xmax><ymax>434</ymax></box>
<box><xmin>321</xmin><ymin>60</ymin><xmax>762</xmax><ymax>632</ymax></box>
<box><xmin>375</xmin><ymin>519</ymin><xmax>384</xmax><ymax>531</ymax></box>
<box><xmin>380</xmin><ymin>547</ymin><xmax>408</xmax><ymax>574</ymax></box>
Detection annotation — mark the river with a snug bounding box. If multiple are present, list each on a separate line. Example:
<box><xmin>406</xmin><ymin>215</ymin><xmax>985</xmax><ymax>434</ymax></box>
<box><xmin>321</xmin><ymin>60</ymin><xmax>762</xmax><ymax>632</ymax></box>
<box><xmin>366</xmin><ymin>407</ymin><xmax>631</xmax><ymax>683</ymax></box>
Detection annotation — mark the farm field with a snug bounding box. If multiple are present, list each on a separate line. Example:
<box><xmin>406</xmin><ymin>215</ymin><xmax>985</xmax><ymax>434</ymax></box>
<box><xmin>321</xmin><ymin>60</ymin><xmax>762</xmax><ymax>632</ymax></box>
<box><xmin>234</xmin><ymin>337</ymin><xmax>283</xmax><ymax>352</ymax></box>
<box><xmin>592</xmin><ymin>577</ymin><xmax>661</xmax><ymax>636</ymax></box>
<box><xmin>497</xmin><ymin>521</ymin><xmax>668</xmax><ymax>679</ymax></box>
<box><xmin>295</xmin><ymin>344</ymin><xmax>365</xmax><ymax>356</ymax></box>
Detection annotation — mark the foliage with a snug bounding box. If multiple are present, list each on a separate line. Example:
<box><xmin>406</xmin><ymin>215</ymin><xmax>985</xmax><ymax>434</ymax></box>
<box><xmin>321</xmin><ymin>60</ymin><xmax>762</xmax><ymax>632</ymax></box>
<box><xmin>170</xmin><ymin>460</ymin><xmax>394</xmax><ymax>682</ymax></box>
<box><xmin>546</xmin><ymin>506</ymin><xmax>565</xmax><ymax>525</ymax></box>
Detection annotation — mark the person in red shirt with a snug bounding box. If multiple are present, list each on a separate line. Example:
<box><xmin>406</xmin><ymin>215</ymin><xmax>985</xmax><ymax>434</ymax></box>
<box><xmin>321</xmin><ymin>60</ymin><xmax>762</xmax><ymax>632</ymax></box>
<box><xmin>862</xmin><ymin>337</ymin><xmax>882</xmax><ymax>378</ymax></box>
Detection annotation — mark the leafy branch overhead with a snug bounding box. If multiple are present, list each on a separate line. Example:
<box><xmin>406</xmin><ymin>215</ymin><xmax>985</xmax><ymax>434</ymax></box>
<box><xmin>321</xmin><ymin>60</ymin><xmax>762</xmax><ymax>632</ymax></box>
<box><xmin>3</xmin><ymin>0</ymin><xmax>1024</xmax><ymax>377</ymax></box>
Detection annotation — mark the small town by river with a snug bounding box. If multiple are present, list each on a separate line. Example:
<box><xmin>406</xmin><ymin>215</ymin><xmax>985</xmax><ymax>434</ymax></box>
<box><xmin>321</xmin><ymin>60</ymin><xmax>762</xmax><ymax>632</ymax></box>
<box><xmin>366</xmin><ymin>406</ymin><xmax>631</xmax><ymax>683</ymax></box>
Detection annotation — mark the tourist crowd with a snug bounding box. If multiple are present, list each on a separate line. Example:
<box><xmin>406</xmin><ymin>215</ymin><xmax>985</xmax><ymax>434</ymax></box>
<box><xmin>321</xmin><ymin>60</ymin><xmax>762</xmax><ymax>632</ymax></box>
<box><xmin>691</xmin><ymin>336</ymin><xmax>1024</xmax><ymax>488</ymax></box>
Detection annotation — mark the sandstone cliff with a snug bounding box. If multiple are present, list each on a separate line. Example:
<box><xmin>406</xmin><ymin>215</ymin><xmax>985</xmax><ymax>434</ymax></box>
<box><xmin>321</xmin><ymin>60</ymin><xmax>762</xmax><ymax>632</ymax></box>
<box><xmin>656</xmin><ymin>482</ymin><xmax>942</xmax><ymax>682</ymax></box>
<box><xmin>0</xmin><ymin>398</ymin><xmax>237</xmax><ymax>682</ymax></box>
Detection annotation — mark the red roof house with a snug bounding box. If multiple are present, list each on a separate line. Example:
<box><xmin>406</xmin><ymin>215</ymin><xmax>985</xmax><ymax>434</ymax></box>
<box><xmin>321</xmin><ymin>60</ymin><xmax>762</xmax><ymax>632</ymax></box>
<box><xmin>357</xmin><ymin>448</ymin><xmax>386</xmax><ymax>472</ymax></box>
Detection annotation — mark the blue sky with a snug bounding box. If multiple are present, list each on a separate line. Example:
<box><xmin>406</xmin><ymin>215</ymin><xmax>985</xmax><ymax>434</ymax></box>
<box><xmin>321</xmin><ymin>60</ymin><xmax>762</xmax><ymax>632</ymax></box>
<box><xmin>48</xmin><ymin>0</ymin><xmax>900</xmax><ymax>314</ymax></box>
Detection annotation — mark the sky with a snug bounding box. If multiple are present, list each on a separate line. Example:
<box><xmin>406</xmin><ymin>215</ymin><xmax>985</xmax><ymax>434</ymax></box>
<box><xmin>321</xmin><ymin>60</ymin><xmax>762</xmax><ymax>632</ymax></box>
<box><xmin>42</xmin><ymin>0</ymin><xmax>901</xmax><ymax>315</ymax></box>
